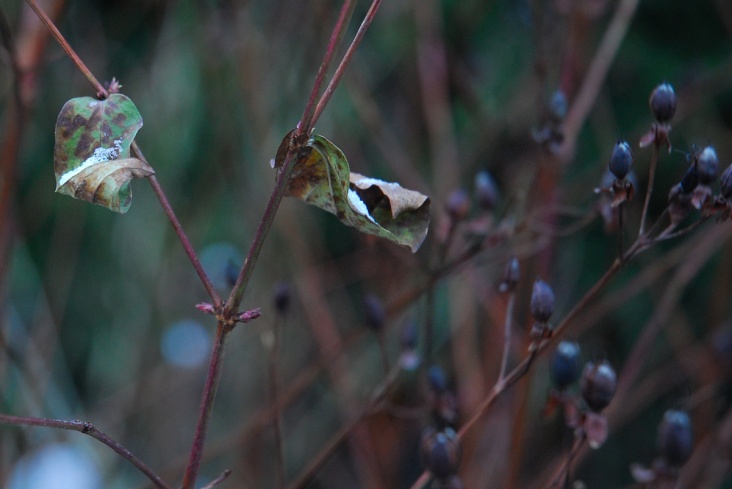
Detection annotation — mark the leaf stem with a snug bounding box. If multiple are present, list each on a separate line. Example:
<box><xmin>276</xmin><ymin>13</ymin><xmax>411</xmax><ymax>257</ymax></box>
<box><xmin>181</xmin><ymin>321</ymin><xmax>230</xmax><ymax>489</ymax></box>
<box><xmin>0</xmin><ymin>414</ymin><xmax>173</xmax><ymax>489</ymax></box>
<box><xmin>310</xmin><ymin>0</ymin><xmax>383</xmax><ymax>128</ymax></box>
<box><xmin>24</xmin><ymin>0</ymin><xmax>109</xmax><ymax>99</ymax></box>
<box><xmin>135</xmin><ymin>144</ymin><xmax>222</xmax><ymax>308</ymax></box>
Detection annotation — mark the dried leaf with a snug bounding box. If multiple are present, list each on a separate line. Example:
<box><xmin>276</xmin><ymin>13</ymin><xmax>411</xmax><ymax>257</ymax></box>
<box><xmin>285</xmin><ymin>134</ymin><xmax>430</xmax><ymax>252</ymax></box>
<box><xmin>54</xmin><ymin>93</ymin><xmax>153</xmax><ymax>213</ymax></box>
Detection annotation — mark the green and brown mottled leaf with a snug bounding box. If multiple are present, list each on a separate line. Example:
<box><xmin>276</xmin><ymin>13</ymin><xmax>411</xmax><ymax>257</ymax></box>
<box><xmin>285</xmin><ymin>134</ymin><xmax>430</xmax><ymax>252</ymax></box>
<box><xmin>54</xmin><ymin>93</ymin><xmax>153</xmax><ymax>213</ymax></box>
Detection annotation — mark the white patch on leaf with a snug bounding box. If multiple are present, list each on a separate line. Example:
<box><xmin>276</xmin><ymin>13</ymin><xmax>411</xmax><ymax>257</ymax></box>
<box><xmin>347</xmin><ymin>189</ymin><xmax>377</xmax><ymax>224</ymax></box>
<box><xmin>57</xmin><ymin>139</ymin><xmax>123</xmax><ymax>188</ymax></box>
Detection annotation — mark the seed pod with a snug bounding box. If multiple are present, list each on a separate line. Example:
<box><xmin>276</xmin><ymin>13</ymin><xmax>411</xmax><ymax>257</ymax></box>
<box><xmin>609</xmin><ymin>140</ymin><xmax>633</xmax><ymax>181</ymax></box>
<box><xmin>428</xmin><ymin>365</ymin><xmax>448</xmax><ymax>394</ymax></box>
<box><xmin>721</xmin><ymin>164</ymin><xmax>732</xmax><ymax>199</ymax></box>
<box><xmin>446</xmin><ymin>189</ymin><xmax>470</xmax><ymax>221</ymax></box>
<box><xmin>530</xmin><ymin>278</ymin><xmax>555</xmax><ymax>323</ymax></box>
<box><xmin>272</xmin><ymin>282</ymin><xmax>291</xmax><ymax>314</ymax></box>
<box><xmin>696</xmin><ymin>146</ymin><xmax>719</xmax><ymax>185</ymax></box>
<box><xmin>649</xmin><ymin>83</ymin><xmax>677</xmax><ymax>124</ymax></box>
<box><xmin>420</xmin><ymin>427</ymin><xmax>461</xmax><ymax>480</ymax></box>
<box><xmin>678</xmin><ymin>162</ymin><xmax>699</xmax><ymax>194</ymax></box>
<box><xmin>658</xmin><ymin>410</ymin><xmax>693</xmax><ymax>468</ymax></box>
<box><xmin>363</xmin><ymin>293</ymin><xmax>385</xmax><ymax>332</ymax></box>
<box><xmin>551</xmin><ymin>341</ymin><xmax>581</xmax><ymax>390</ymax></box>
<box><xmin>580</xmin><ymin>360</ymin><xmax>617</xmax><ymax>412</ymax></box>
<box><xmin>549</xmin><ymin>89</ymin><xmax>568</xmax><ymax>122</ymax></box>
<box><xmin>474</xmin><ymin>171</ymin><xmax>499</xmax><ymax>210</ymax></box>
<box><xmin>498</xmin><ymin>256</ymin><xmax>520</xmax><ymax>293</ymax></box>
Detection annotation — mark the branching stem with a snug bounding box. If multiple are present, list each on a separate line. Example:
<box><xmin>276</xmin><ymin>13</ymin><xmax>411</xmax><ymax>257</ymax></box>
<box><xmin>0</xmin><ymin>414</ymin><xmax>172</xmax><ymax>489</ymax></box>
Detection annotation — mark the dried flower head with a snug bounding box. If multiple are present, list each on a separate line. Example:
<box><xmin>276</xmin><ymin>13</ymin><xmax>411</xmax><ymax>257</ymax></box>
<box><xmin>649</xmin><ymin>82</ymin><xmax>677</xmax><ymax>124</ymax></box>
<box><xmin>580</xmin><ymin>360</ymin><xmax>617</xmax><ymax>412</ymax></box>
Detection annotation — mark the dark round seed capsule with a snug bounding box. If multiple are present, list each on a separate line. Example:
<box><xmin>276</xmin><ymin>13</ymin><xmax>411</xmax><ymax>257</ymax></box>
<box><xmin>658</xmin><ymin>410</ymin><xmax>693</xmax><ymax>468</ymax></box>
<box><xmin>649</xmin><ymin>83</ymin><xmax>677</xmax><ymax>123</ymax></box>
<box><xmin>696</xmin><ymin>146</ymin><xmax>719</xmax><ymax>185</ymax></box>
<box><xmin>428</xmin><ymin>365</ymin><xmax>448</xmax><ymax>394</ymax></box>
<box><xmin>580</xmin><ymin>360</ymin><xmax>617</xmax><ymax>412</ymax></box>
<box><xmin>551</xmin><ymin>341</ymin><xmax>581</xmax><ymax>390</ymax></box>
<box><xmin>474</xmin><ymin>171</ymin><xmax>499</xmax><ymax>211</ymax></box>
<box><xmin>272</xmin><ymin>282</ymin><xmax>291</xmax><ymax>314</ymax></box>
<box><xmin>720</xmin><ymin>164</ymin><xmax>732</xmax><ymax>199</ymax></box>
<box><xmin>420</xmin><ymin>427</ymin><xmax>461</xmax><ymax>479</ymax></box>
<box><xmin>549</xmin><ymin>89</ymin><xmax>568</xmax><ymax>122</ymax></box>
<box><xmin>446</xmin><ymin>189</ymin><xmax>470</xmax><ymax>221</ymax></box>
<box><xmin>679</xmin><ymin>161</ymin><xmax>699</xmax><ymax>194</ymax></box>
<box><xmin>499</xmin><ymin>256</ymin><xmax>520</xmax><ymax>292</ymax></box>
<box><xmin>609</xmin><ymin>140</ymin><xmax>633</xmax><ymax>181</ymax></box>
<box><xmin>363</xmin><ymin>293</ymin><xmax>385</xmax><ymax>332</ymax></box>
<box><xmin>530</xmin><ymin>278</ymin><xmax>555</xmax><ymax>323</ymax></box>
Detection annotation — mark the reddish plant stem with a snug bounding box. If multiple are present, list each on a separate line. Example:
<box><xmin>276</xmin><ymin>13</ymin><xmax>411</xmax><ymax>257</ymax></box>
<box><xmin>190</xmin><ymin>6</ymin><xmax>381</xmax><ymax>487</ymax></box>
<box><xmin>24</xmin><ymin>0</ymin><xmax>108</xmax><ymax>98</ymax></box>
<box><xmin>310</xmin><ymin>0</ymin><xmax>383</xmax><ymax>127</ymax></box>
<box><xmin>26</xmin><ymin>1</ymin><xmax>220</xmax><ymax>308</ymax></box>
<box><xmin>299</xmin><ymin>0</ymin><xmax>356</xmax><ymax>132</ymax></box>
<box><xmin>181</xmin><ymin>321</ymin><xmax>230</xmax><ymax>489</ymax></box>
<box><xmin>409</xmin><ymin>258</ymin><xmax>623</xmax><ymax>489</ymax></box>
<box><xmin>0</xmin><ymin>414</ymin><xmax>173</xmax><ymax>489</ymax></box>
<box><xmin>133</xmin><ymin>145</ymin><xmax>222</xmax><ymax>308</ymax></box>
<box><xmin>559</xmin><ymin>0</ymin><xmax>641</xmax><ymax>163</ymax></box>
<box><xmin>544</xmin><ymin>434</ymin><xmax>586</xmax><ymax>489</ymax></box>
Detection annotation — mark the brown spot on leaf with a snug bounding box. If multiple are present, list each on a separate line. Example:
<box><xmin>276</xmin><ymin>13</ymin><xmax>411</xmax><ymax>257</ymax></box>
<box><xmin>75</xmin><ymin>132</ymin><xmax>95</xmax><ymax>159</ymax></box>
<box><xmin>112</xmin><ymin>112</ymin><xmax>127</xmax><ymax>126</ymax></box>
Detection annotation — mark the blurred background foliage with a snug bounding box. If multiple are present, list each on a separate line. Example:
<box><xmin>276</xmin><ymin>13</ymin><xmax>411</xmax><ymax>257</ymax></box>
<box><xmin>1</xmin><ymin>0</ymin><xmax>732</xmax><ymax>488</ymax></box>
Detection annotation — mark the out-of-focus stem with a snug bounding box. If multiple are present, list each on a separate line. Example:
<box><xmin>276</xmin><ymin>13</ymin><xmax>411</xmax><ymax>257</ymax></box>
<box><xmin>0</xmin><ymin>414</ymin><xmax>173</xmax><ymax>489</ymax></box>
<box><xmin>639</xmin><ymin>140</ymin><xmax>660</xmax><ymax>237</ymax></box>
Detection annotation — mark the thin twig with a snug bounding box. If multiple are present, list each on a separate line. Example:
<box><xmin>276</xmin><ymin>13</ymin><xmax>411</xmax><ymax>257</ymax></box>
<box><xmin>498</xmin><ymin>292</ymin><xmax>516</xmax><ymax>382</ymax></box>
<box><xmin>638</xmin><ymin>138</ymin><xmax>660</xmax><ymax>236</ymax></box>
<box><xmin>200</xmin><ymin>469</ymin><xmax>232</xmax><ymax>489</ymax></box>
<box><xmin>0</xmin><ymin>414</ymin><xmax>173</xmax><ymax>489</ymax></box>
<box><xmin>24</xmin><ymin>0</ymin><xmax>108</xmax><ymax>98</ymax></box>
<box><xmin>410</xmin><ymin>257</ymin><xmax>623</xmax><ymax>489</ymax></box>
<box><xmin>544</xmin><ymin>434</ymin><xmax>586</xmax><ymax>489</ymax></box>
<box><xmin>559</xmin><ymin>0</ymin><xmax>642</xmax><ymax>162</ymax></box>
<box><xmin>181</xmin><ymin>321</ymin><xmax>230</xmax><ymax>489</ymax></box>
<box><xmin>136</xmin><ymin>145</ymin><xmax>222</xmax><ymax>308</ymax></box>
<box><xmin>310</xmin><ymin>0</ymin><xmax>383</xmax><ymax>127</ymax></box>
<box><xmin>299</xmin><ymin>0</ymin><xmax>357</xmax><ymax>133</ymax></box>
